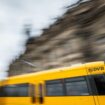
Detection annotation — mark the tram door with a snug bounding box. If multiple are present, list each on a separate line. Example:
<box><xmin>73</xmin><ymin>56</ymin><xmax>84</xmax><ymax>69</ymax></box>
<box><xmin>30</xmin><ymin>84</ymin><xmax>37</xmax><ymax>105</ymax></box>
<box><xmin>92</xmin><ymin>75</ymin><xmax>105</xmax><ymax>105</ymax></box>
<box><xmin>38</xmin><ymin>83</ymin><xmax>44</xmax><ymax>105</ymax></box>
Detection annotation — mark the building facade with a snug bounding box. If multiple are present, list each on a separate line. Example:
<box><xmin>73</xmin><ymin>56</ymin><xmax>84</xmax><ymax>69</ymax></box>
<box><xmin>9</xmin><ymin>0</ymin><xmax>105</xmax><ymax>76</ymax></box>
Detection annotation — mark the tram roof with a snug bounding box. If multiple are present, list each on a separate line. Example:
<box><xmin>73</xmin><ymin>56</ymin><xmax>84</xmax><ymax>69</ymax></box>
<box><xmin>8</xmin><ymin>61</ymin><xmax>104</xmax><ymax>80</ymax></box>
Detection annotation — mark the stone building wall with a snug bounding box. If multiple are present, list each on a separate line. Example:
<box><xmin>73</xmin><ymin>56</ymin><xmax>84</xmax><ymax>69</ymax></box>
<box><xmin>9</xmin><ymin>0</ymin><xmax>105</xmax><ymax>76</ymax></box>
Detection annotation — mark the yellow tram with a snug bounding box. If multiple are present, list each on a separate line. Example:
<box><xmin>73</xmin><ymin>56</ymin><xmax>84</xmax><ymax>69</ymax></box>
<box><xmin>0</xmin><ymin>61</ymin><xmax>105</xmax><ymax>105</ymax></box>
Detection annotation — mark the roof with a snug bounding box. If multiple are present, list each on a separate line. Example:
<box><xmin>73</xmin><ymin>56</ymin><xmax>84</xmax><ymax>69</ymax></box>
<box><xmin>8</xmin><ymin>61</ymin><xmax>104</xmax><ymax>80</ymax></box>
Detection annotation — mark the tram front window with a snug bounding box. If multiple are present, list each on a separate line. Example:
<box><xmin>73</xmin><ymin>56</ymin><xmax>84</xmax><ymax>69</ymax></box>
<box><xmin>93</xmin><ymin>75</ymin><xmax>105</xmax><ymax>95</ymax></box>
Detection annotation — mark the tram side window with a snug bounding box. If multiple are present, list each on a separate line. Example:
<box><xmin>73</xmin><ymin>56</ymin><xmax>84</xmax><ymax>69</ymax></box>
<box><xmin>65</xmin><ymin>77</ymin><xmax>89</xmax><ymax>96</ymax></box>
<box><xmin>0</xmin><ymin>87</ymin><xmax>6</xmax><ymax>97</ymax></box>
<box><xmin>46</xmin><ymin>79</ymin><xmax>64</xmax><ymax>96</ymax></box>
<box><xmin>17</xmin><ymin>84</ymin><xmax>29</xmax><ymax>96</ymax></box>
<box><xmin>93</xmin><ymin>75</ymin><xmax>105</xmax><ymax>95</ymax></box>
<box><xmin>0</xmin><ymin>83</ymin><xmax>29</xmax><ymax>97</ymax></box>
<box><xmin>4</xmin><ymin>85</ymin><xmax>18</xmax><ymax>96</ymax></box>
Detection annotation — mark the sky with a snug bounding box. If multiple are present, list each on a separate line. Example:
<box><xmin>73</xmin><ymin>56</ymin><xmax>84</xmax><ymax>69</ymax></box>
<box><xmin>0</xmin><ymin>0</ymin><xmax>81</xmax><ymax>79</ymax></box>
